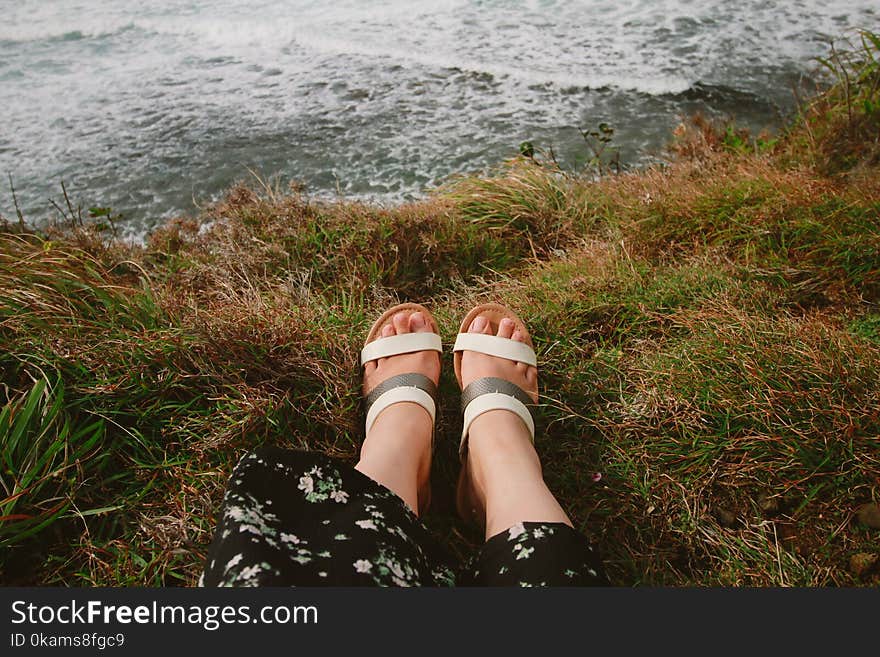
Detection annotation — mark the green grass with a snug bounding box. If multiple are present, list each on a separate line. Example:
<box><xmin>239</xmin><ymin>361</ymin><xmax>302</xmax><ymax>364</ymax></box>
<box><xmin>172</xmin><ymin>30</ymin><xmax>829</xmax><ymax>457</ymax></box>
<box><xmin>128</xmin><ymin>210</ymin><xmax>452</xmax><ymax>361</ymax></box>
<box><xmin>2</xmin><ymin>32</ymin><xmax>879</xmax><ymax>587</ymax></box>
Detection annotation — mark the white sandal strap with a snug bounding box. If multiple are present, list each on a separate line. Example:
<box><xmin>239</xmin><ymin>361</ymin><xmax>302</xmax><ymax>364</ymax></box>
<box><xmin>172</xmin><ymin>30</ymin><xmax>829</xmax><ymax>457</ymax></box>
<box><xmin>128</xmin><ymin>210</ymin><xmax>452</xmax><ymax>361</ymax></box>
<box><xmin>452</xmin><ymin>333</ymin><xmax>537</xmax><ymax>367</ymax></box>
<box><xmin>360</xmin><ymin>332</ymin><xmax>442</xmax><ymax>365</ymax></box>
<box><xmin>460</xmin><ymin>393</ymin><xmax>535</xmax><ymax>458</ymax></box>
<box><xmin>366</xmin><ymin>386</ymin><xmax>437</xmax><ymax>434</ymax></box>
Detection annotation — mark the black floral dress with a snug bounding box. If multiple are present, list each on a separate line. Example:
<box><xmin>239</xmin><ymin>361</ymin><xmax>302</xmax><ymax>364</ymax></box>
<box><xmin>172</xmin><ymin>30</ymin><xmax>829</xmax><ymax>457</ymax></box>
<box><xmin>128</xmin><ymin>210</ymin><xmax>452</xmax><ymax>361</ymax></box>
<box><xmin>200</xmin><ymin>447</ymin><xmax>607</xmax><ymax>587</ymax></box>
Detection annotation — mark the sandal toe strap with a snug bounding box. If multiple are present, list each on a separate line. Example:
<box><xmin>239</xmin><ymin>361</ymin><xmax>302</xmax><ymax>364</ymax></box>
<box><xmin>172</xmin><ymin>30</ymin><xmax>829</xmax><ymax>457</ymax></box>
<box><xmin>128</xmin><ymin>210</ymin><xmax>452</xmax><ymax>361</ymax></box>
<box><xmin>360</xmin><ymin>332</ymin><xmax>442</xmax><ymax>365</ymax></box>
<box><xmin>452</xmin><ymin>333</ymin><xmax>537</xmax><ymax>367</ymax></box>
<box><xmin>365</xmin><ymin>373</ymin><xmax>438</xmax><ymax>434</ymax></box>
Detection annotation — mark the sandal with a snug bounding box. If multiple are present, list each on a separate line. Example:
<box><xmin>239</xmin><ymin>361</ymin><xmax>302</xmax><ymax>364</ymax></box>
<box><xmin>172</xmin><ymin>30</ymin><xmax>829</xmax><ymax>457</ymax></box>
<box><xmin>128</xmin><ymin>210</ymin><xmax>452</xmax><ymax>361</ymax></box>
<box><xmin>360</xmin><ymin>302</ymin><xmax>443</xmax><ymax>514</ymax></box>
<box><xmin>452</xmin><ymin>303</ymin><xmax>538</xmax><ymax>526</ymax></box>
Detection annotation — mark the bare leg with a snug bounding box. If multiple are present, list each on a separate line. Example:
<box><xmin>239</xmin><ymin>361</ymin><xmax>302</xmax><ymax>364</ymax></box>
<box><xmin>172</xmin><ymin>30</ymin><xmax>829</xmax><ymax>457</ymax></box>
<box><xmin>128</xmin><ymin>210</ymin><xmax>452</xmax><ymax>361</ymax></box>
<box><xmin>355</xmin><ymin>310</ymin><xmax>438</xmax><ymax>515</ymax></box>
<box><xmin>459</xmin><ymin>315</ymin><xmax>572</xmax><ymax>540</ymax></box>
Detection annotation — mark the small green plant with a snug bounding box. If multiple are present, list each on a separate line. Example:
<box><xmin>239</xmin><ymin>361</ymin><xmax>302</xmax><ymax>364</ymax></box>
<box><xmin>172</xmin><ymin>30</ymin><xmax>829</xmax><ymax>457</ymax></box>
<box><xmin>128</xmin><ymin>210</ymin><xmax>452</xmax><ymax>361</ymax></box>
<box><xmin>794</xmin><ymin>28</ymin><xmax>880</xmax><ymax>172</ymax></box>
<box><xmin>88</xmin><ymin>206</ymin><xmax>122</xmax><ymax>237</ymax></box>
<box><xmin>815</xmin><ymin>29</ymin><xmax>880</xmax><ymax>134</ymax></box>
<box><xmin>519</xmin><ymin>141</ymin><xmax>536</xmax><ymax>158</ymax></box>
<box><xmin>516</xmin><ymin>121</ymin><xmax>621</xmax><ymax>177</ymax></box>
<box><xmin>579</xmin><ymin>122</ymin><xmax>621</xmax><ymax>174</ymax></box>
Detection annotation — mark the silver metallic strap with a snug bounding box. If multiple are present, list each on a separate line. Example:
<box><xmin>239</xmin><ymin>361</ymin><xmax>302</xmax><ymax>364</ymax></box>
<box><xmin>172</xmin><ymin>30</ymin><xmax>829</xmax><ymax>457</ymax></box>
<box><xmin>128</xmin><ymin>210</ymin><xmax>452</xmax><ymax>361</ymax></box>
<box><xmin>459</xmin><ymin>377</ymin><xmax>536</xmax><ymax>458</ymax></box>
<box><xmin>364</xmin><ymin>373</ymin><xmax>438</xmax><ymax>435</ymax></box>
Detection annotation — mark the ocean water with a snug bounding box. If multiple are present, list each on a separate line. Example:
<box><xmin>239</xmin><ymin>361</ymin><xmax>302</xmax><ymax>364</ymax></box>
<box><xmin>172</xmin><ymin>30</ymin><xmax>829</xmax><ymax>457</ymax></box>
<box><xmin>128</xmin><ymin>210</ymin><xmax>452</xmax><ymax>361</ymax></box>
<box><xmin>0</xmin><ymin>0</ymin><xmax>877</xmax><ymax>237</ymax></box>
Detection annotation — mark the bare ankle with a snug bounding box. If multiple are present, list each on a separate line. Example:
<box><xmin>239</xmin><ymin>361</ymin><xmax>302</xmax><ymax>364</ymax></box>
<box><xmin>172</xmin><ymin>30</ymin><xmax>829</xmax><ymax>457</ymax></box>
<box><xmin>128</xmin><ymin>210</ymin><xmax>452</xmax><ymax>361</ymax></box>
<box><xmin>467</xmin><ymin>411</ymin><xmax>540</xmax><ymax>465</ymax></box>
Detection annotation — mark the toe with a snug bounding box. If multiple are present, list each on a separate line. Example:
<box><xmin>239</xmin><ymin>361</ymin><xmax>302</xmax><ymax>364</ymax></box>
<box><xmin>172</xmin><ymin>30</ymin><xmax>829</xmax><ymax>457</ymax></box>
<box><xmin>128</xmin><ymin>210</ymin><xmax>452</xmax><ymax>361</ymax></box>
<box><xmin>469</xmin><ymin>315</ymin><xmax>488</xmax><ymax>334</ymax></box>
<box><xmin>377</xmin><ymin>323</ymin><xmax>396</xmax><ymax>367</ymax></box>
<box><xmin>392</xmin><ymin>311</ymin><xmax>411</xmax><ymax>334</ymax></box>
<box><xmin>513</xmin><ymin>331</ymin><xmax>528</xmax><ymax>372</ymax></box>
<box><xmin>498</xmin><ymin>317</ymin><xmax>515</xmax><ymax>339</ymax></box>
<box><xmin>409</xmin><ymin>311</ymin><xmax>429</xmax><ymax>332</ymax></box>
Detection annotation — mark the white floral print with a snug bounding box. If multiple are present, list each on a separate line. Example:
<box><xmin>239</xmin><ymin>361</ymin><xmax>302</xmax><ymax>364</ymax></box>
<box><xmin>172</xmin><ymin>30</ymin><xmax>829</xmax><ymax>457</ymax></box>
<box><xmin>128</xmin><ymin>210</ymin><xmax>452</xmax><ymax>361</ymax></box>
<box><xmin>298</xmin><ymin>475</ymin><xmax>314</xmax><ymax>494</ymax></box>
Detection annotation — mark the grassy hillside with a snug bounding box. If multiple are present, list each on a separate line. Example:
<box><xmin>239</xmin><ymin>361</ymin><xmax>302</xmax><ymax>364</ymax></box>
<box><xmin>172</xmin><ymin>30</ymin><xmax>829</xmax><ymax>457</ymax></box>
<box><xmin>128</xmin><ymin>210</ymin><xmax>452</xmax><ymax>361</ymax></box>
<box><xmin>2</xmin><ymin>31</ymin><xmax>879</xmax><ymax>586</ymax></box>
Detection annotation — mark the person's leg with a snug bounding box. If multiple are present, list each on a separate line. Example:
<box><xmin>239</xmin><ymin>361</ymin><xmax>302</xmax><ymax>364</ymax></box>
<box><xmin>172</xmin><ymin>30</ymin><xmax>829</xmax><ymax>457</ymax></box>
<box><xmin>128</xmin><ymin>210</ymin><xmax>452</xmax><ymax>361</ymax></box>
<box><xmin>355</xmin><ymin>309</ymin><xmax>439</xmax><ymax>515</ymax></box>
<box><xmin>458</xmin><ymin>314</ymin><xmax>571</xmax><ymax>540</ymax></box>
<box><xmin>456</xmin><ymin>311</ymin><xmax>608</xmax><ymax>586</ymax></box>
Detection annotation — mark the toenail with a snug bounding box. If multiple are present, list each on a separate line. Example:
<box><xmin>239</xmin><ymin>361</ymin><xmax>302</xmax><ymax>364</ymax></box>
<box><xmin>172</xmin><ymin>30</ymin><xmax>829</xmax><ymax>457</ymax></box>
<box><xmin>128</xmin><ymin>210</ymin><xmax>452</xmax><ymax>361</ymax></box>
<box><xmin>472</xmin><ymin>316</ymin><xmax>487</xmax><ymax>331</ymax></box>
<box><xmin>410</xmin><ymin>312</ymin><xmax>425</xmax><ymax>329</ymax></box>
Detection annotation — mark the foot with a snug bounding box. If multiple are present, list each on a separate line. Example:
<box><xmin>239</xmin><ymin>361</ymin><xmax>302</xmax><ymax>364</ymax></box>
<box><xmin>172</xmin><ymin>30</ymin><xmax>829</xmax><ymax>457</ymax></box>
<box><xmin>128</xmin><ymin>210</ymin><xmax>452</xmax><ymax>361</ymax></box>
<box><xmin>362</xmin><ymin>310</ymin><xmax>441</xmax><ymax>399</ymax></box>
<box><xmin>457</xmin><ymin>312</ymin><xmax>571</xmax><ymax>537</ymax></box>
<box><xmin>457</xmin><ymin>314</ymin><xmax>537</xmax><ymax>523</ymax></box>
<box><xmin>357</xmin><ymin>310</ymin><xmax>440</xmax><ymax>515</ymax></box>
<box><xmin>458</xmin><ymin>315</ymin><xmax>538</xmax><ymax>404</ymax></box>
